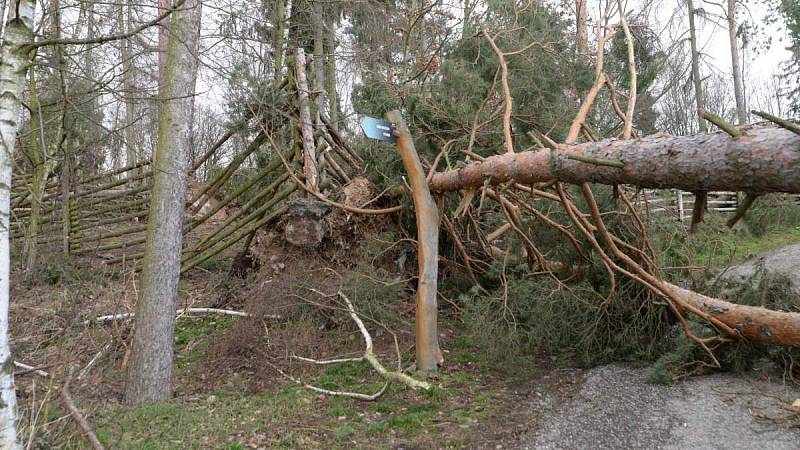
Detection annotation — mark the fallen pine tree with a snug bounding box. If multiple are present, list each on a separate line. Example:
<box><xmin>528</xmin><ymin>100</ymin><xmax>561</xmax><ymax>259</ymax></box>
<box><xmin>429</xmin><ymin>126</ymin><xmax>800</xmax><ymax>193</ymax></box>
<box><xmin>426</xmin><ymin>126</ymin><xmax>800</xmax><ymax>351</ymax></box>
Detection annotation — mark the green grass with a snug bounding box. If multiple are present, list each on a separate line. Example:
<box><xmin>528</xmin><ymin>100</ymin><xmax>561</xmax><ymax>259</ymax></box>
<box><xmin>94</xmin><ymin>388</ymin><xmax>316</xmax><ymax>449</ymax></box>
<box><xmin>90</xmin><ymin>364</ymin><xmax>498</xmax><ymax>449</ymax></box>
<box><xmin>691</xmin><ymin>225</ymin><xmax>800</xmax><ymax>268</ymax></box>
<box><xmin>174</xmin><ymin>317</ymin><xmax>235</xmax><ymax>369</ymax></box>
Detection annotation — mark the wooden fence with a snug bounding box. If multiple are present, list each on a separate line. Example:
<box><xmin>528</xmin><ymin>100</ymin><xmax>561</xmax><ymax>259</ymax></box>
<box><xmin>631</xmin><ymin>190</ymin><xmax>800</xmax><ymax>221</ymax></box>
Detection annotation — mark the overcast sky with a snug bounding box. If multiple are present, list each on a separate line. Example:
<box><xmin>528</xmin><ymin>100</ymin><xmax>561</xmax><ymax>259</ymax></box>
<box><xmin>645</xmin><ymin>0</ymin><xmax>791</xmax><ymax>85</ymax></box>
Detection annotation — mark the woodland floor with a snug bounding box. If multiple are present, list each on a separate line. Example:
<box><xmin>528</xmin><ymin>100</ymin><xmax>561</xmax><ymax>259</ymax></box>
<box><xmin>8</xmin><ymin>219</ymin><xmax>800</xmax><ymax>449</ymax></box>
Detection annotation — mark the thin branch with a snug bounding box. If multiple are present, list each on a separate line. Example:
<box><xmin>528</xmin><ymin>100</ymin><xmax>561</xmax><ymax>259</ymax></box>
<box><xmin>752</xmin><ymin>110</ymin><xmax>800</xmax><ymax>136</ymax></box>
<box><xmin>482</xmin><ymin>28</ymin><xmax>515</xmax><ymax>154</ymax></box>
<box><xmin>61</xmin><ymin>369</ymin><xmax>105</xmax><ymax>450</ymax></box>
<box><xmin>28</xmin><ymin>0</ymin><xmax>186</xmax><ymax>50</ymax></box>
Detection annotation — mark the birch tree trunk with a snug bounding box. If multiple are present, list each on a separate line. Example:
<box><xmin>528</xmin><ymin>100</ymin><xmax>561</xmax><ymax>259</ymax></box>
<box><xmin>124</xmin><ymin>0</ymin><xmax>202</xmax><ymax>405</ymax></box>
<box><xmin>0</xmin><ymin>1</ymin><xmax>36</xmax><ymax>446</ymax></box>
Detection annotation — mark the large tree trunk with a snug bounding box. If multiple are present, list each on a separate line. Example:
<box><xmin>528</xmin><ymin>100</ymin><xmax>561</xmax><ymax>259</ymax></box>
<box><xmin>727</xmin><ymin>0</ymin><xmax>746</xmax><ymax>125</ymax></box>
<box><xmin>429</xmin><ymin>127</ymin><xmax>800</xmax><ymax>194</ymax></box>
<box><xmin>157</xmin><ymin>0</ymin><xmax>171</xmax><ymax>85</ymax></box>
<box><xmin>124</xmin><ymin>0</ymin><xmax>202</xmax><ymax>405</ymax></box>
<box><xmin>667</xmin><ymin>282</ymin><xmax>800</xmax><ymax>348</ymax></box>
<box><xmin>0</xmin><ymin>1</ymin><xmax>36</xmax><ymax>446</ymax></box>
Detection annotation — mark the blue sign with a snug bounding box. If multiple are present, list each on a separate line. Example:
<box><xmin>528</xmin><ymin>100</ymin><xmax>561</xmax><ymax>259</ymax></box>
<box><xmin>360</xmin><ymin>117</ymin><xmax>397</xmax><ymax>143</ymax></box>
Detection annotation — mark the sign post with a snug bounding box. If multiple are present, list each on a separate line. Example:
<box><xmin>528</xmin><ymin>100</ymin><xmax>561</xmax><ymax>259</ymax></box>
<box><xmin>360</xmin><ymin>113</ymin><xmax>441</xmax><ymax>377</ymax></box>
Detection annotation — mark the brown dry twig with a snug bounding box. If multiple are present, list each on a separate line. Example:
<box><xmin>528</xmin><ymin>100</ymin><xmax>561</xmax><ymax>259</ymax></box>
<box><xmin>61</xmin><ymin>369</ymin><xmax>104</xmax><ymax>450</ymax></box>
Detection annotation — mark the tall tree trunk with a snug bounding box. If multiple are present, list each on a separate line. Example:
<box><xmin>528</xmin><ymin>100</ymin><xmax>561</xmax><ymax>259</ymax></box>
<box><xmin>23</xmin><ymin>67</ymin><xmax>55</xmax><ymax>273</ymax></box>
<box><xmin>311</xmin><ymin>1</ymin><xmax>326</xmax><ymax>122</ymax></box>
<box><xmin>686</xmin><ymin>0</ymin><xmax>707</xmax><ymax>133</ymax></box>
<box><xmin>0</xmin><ymin>1</ymin><xmax>36</xmax><ymax>446</ymax></box>
<box><xmin>157</xmin><ymin>0</ymin><xmax>171</xmax><ymax>85</ymax></box>
<box><xmin>124</xmin><ymin>0</ymin><xmax>202</xmax><ymax>405</ymax></box>
<box><xmin>294</xmin><ymin>48</ymin><xmax>318</xmax><ymax>192</ymax></box>
<box><xmin>576</xmin><ymin>0</ymin><xmax>588</xmax><ymax>55</ymax></box>
<box><xmin>462</xmin><ymin>0</ymin><xmax>474</xmax><ymax>41</ymax></box>
<box><xmin>83</xmin><ymin>0</ymin><xmax>95</xmax><ymax>78</ymax></box>
<box><xmin>727</xmin><ymin>0</ymin><xmax>746</xmax><ymax>125</ymax></box>
<box><xmin>311</xmin><ymin>1</ymin><xmax>327</xmax><ymax>185</ymax></box>
<box><xmin>325</xmin><ymin>20</ymin><xmax>338</xmax><ymax>129</ymax></box>
<box><xmin>53</xmin><ymin>0</ymin><xmax>72</xmax><ymax>256</ymax></box>
<box><xmin>119</xmin><ymin>0</ymin><xmax>139</xmax><ymax>170</ymax></box>
<box><xmin>272</xmin><ymin>0</ymin><xmax>287</xmax><ymax>81</ymax></box>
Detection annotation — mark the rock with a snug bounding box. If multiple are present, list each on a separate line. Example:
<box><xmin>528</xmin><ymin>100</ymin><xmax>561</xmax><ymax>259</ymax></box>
<box><xmin>716</xmin><ymin>244</ymin><xmax>800</xmax><ymax>299</ymax></box>
<box><xmin>282</xmin><ymin>200</ymin><xmax>330</xmax><ymax>248</ymax></box>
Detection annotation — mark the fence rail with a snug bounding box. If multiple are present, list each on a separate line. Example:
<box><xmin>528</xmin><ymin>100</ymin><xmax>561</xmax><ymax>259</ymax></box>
<box><xmin>631</xmin><ymin>190</ymin><xmax>800</xmax><ymax>221</ymax></box>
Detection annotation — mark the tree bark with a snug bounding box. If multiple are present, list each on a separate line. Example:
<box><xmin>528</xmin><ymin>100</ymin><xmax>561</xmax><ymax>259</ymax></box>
<box><xmin>0</xmin><ymin>1</ymin><xmax>36</xmax><ymax>447</ymax></box>
<box><xmin>294</xmin><ymin>48</ymin><xmax>318</xmax><ymax>192</ymax></box>
<box><xmin>23</xmin><ymin>67</ymin><xmax>54</xmax><ymax>273</ymax></box>
<box><xmin>157</xmin><ymin>0</ymin><xmax>171</xmax><ymax>85</ymax></box>
<box><xmin>325</xmin><ymin>19</ymin><xmax>338</xmax><ymax>129</ymax></box>
<box><xmin>387</xmin><ymin>111</ymin><xmax>441</xmax><ymax>377</ymax></box>
<box><xmin>124</xmin><ymin>0</ymin><xmax>201</xmax><ymax>405</ymax></box>
<box><xmin>687</xmin><ymin>0</ymin><xmax>707</xmax><ymax>133</ymax></box>
<box><xmin>576</xmin><ymin>0</ymin><xmax>588</xmax><ymax>55</ymax></box>
<box><xmin>667</xmin><ymin>282</ymin><xmax>800</xmax><ymax>348</ymax></box>
<box><xmin>119</xmin><ymin>0</ymin><xmax>139</xmax><ymax>170</ymax></box>
<box><xmin>429</xmin><ymin>127</ymin><xmax>800</xmax><ymax>194</ymax></box>
<box><xmin>271</xmin><ymin>0</ymin><xmax>287</xmax><ymax>81</ymax></box>
<box><xmin>727</xmin><ymin>0</ymin><xmax>746</xmax><ymax>125</ymax></box>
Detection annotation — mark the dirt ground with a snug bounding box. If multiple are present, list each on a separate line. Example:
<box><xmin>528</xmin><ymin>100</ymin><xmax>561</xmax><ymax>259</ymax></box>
<box><xmin>9</xmin><ymin>207</ymin><xmax>800</xmax><ymax>448</ymax></box>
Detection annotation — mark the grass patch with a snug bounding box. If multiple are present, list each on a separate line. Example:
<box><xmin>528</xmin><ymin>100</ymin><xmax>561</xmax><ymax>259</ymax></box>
<box><xmin>175</xmin><ymin>317</ymin><xmax>235</xmax><ymax>369</ymax></box>
<box><xmin>691</xmin><ymin>225</ymin><xmax>800</xmax><ymax>268</ymax></box>
<box><xmin>94</xmin><ymin>388</ymin><xmax>317</xmax><ymax>449</ymax></box>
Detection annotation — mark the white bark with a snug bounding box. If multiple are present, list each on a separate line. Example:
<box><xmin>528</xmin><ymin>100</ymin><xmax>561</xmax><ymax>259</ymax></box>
<box><xmin>0</xmin><ymin>1</ymin><xmax>35</xmax><ymax>447</ymax></box>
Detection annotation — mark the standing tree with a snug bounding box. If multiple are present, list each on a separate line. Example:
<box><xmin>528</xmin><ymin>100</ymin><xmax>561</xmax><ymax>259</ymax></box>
<box><xmin>0</xmin><ymin>0</ymin><xmax>36</xmax><ymax>446</ymax></box>
<box><xmin>726</xmin><ymin>0</ymin><xmax>747</xmax><ymax>124</ymax></box>
<box><xmin>124</xmin><ymin>0</ymin><xmax>203</xmax><ymax>404</ymax></box>
<box><xmin>686</xmin><ymin>0</ymin><xmax>707</xmax><ymax>133</ymax></box>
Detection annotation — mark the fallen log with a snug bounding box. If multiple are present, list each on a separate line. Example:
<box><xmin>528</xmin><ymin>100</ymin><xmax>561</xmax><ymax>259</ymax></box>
<box><xmin>667</xmin><ymin>282</ymin><xmax>800</xmax><ymax>348</ymax></box>
<box><xmin>429</xmin><ymin>127</ymin><xmax>800</xmax><ymax>193</ymax></box>
<box><xmin>427</xmin><ymin>126</ymin><xmax>800</xmax><ymax>348</ymax></box>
